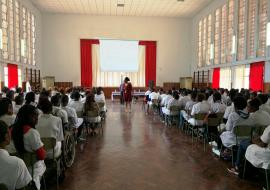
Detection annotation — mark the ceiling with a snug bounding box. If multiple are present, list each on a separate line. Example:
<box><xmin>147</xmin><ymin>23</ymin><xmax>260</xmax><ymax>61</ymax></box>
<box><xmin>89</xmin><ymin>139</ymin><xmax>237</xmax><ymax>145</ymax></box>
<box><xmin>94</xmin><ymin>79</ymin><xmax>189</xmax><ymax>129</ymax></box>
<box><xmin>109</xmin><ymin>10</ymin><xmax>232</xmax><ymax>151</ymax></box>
<box><xmin>30</xmin><ymin>0</ymin><xmax>213</xmax><ymax>18</ymax></box>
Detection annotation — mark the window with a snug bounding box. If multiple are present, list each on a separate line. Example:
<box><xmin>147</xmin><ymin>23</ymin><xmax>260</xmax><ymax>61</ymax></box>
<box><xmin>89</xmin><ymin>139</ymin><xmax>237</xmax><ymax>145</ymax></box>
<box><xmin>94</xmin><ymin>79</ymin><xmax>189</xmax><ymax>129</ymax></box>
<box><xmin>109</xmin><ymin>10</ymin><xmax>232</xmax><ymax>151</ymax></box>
<box><xmin>257</xmin><ymin>0</ymin><xmax>267</xmax><ymax>57</ymax></box>
<box><xmin>247</xmin><ymin>0</ymin><xmax>256</xmax><ymax>58</ymax></box>
<box><xmin>202</xmin><ymin>17</ymin><xmax>207</xmax><ymax>66</ymax></box>
<box><xmin>8</xmin><ymin>0</ymin><xmax>15</xmax><ymax>61</ymax></box>
<box><xmin>198</xmin><ymin>20</ymin><xmax>202</xmax><ymax>67</ymax></box>
<box><xmin>232</xmin><ymin>65</ymin><xmax>250</xmax><ymax>90</ymax></box>
<box><xmin>27</xmin><ymin>11</ymin><xmax>31</xmax><ymax>64</ymax></box>
<box><xmin>226</xmin><ymin>0</ymin><xmax>234</xmax><ymax>63</ymax></box>
<box><xmin>4</xmin><ymin>67</ymin><xmax>8</xmax><ymax>87</ymax></box>
<box><xmin>237</xmin><ymin>0</ymin><xmax>246</xmax><ymax>61</ymax></box>
<box><xmin>2</xmin><ymin>0</ymin><xmax>9</xmax><ymax>60</ymax></box>
<box><xmin>22</xmin><ymin>7</ymin><xmax>27</xmax><ymax>63</ymax></box>
<box><xmin>206</xmin><ymin>14</ymin><xmax>212</xmax><ymax>65</ymax></box>
<box><xmin>31</xmin><ymin>14</ymin><xmax>36</xmax><ymax>65</ymax></box>
<box><xmin>18</xmin><ymin>68</ymin><xmax>22</xmax><ymax>87</ymax></box>
<box><xmin>220</xmin><ymin>4</ymin><xmax>227</xmax><ymax>64</ymax></box>
<box><xmin>219</xmin><ymin>68</ymin><xmax>231</xmax><ymax>89</ymax></box>
<box><xmin>214</xmin><ymin>8</ymin><xmax>220</xmax><ymax>65</ymax></box>
<box><xmin>15</xmin><ymin>0</ymin><xmax>20</xmax><ymax>62</ymax></box>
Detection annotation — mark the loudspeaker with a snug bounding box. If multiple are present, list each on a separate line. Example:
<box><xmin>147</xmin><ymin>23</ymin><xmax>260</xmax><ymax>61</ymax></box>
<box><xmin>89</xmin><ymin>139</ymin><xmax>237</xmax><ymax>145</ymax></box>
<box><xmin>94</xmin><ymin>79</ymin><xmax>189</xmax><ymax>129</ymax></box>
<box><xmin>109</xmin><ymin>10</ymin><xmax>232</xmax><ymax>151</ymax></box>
<box><xmin>148</xmin><ymin>80</ymin><xmax>154</xmax><ymax>89</ymax></box>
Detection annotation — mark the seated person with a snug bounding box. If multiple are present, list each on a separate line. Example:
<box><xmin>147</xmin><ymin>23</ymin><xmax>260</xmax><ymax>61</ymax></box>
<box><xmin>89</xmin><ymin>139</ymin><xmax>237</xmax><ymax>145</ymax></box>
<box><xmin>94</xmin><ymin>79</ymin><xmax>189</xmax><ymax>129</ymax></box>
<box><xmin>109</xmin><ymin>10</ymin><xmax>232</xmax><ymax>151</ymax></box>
<box><xmin>94</xmin><ymin>87</ymin><xmax>107</xmax><ymax>112</ymax></box>
<box><xmin>161</xmin><ymin>90</ymin><xmax>173</xmax><ymax>108</ymax></box>
<box><xmin>51</xmin><ymin>94</ymin><xmax>68</xmax><ymax>125</ymax></box>
<box><xmin>188</xmin><ymin>93</ymin><xmax>210</xmax><ymax>126</ymax></box>
<box><xmin>161</xmin><ymin>91</ymin><xmax>181</xmax><ymax>116</ymax></box>
<box><xmin>180</xmin><ymin>91</ymin><xmax>197</xmax><ymax>127</ymax></box>
<box><xmin>219</xmin><ymin>96</ymin><xmax>249</xmax><ymax>149</ymax></box>
<box><xmin>84</xmin><ymin>93</ymin><xmax>101</xmax><ymax>135</ymax></box>
<box><xmin>257</xmin><ymin>94</ymin><xmax>270</xmax><ymax>115</ymax></box>
<box><xmin>210</xmin><ymin>92</ymin><xmax>226</xmax><ymax>114</ymax></box>
<box><xmin>61</xmin><ymin>95</ymin><xmax>83</xmax><ymax>129</ymax></box>
<box><xmin>178</xmin><ymin>90</ymin><xmax>190</xmax><ymax>110</ymax></box>
<box><xmin>248</xmin><ymin>98</ymin><xmax>270</xmax><ymax>126</ymax></box>
<box><xmin>36</xmin><ymin>98</ymin><xmax>64</xmax><ymax>159</ymax></box>
<box><xmin>0</xmin><ymin>121</ymin><xmax>32</xmax><ymax>190</ymax></box>
<box><xmin>245</xmin><ymin>125</ymin><xmax>270</xmax><ymax>177</ymax></box>
<box><xmin>13</xmin><ymin>95</ymin><xmax>24</xmax><ymax>115</ymax></box>
<box><xmin>0</xmin><ymin>98</ymin><xmax>16</xmax><ymax>127</ymax></box>
<box><xmin>146</xmin><ymin>88</ymin><xmax>160</xmax><ymax>114</ymax></box>
<box><xmin>223</xmin><ymin>90</ymin><xmax>237</xmax><ymax>123</ymax></box>
<box><xmin>11</xmin><ymin>105</ymin><xmax>46</xmax><ymax>190</ymax></box>
<box><xmin>69</xmin><ymin>91</ymin><xmax>84</xmax><ymax>117</ymax></box>
<box><xmin>24</xmin><ymin>92</ymin><xmax>37</xmax><ymax>106</ymax></box>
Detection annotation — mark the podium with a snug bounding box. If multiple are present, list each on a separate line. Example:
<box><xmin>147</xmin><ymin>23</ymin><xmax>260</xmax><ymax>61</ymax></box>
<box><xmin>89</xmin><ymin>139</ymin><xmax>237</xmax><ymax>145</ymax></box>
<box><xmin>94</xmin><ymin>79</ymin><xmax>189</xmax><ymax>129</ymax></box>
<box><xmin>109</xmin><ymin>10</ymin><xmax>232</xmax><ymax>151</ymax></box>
<box><xmin>42</xmin><ymin>76</ymin><xmax>55</xmax><ymax>89</ymax></box>
<box><xmin>180</xmin><ymin>77</ymin><xmax>192</xmax><ymax>89</ymax></box>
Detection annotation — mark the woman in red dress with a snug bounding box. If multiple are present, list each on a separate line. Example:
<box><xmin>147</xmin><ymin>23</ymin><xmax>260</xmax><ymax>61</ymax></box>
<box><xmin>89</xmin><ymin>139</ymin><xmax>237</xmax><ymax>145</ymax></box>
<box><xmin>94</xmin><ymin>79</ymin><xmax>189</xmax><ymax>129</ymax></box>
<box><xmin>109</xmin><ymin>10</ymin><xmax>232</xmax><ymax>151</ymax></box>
<box><xmin>124</xmin><ymin>77</ymin><xmax>132</xmax><ymax>112</ymax></box>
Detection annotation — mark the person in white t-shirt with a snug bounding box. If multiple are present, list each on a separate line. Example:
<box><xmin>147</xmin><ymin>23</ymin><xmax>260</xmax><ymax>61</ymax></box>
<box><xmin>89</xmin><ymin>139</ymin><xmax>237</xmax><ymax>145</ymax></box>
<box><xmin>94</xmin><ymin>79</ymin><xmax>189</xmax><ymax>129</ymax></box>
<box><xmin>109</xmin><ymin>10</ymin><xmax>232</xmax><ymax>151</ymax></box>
<box><xmin>210</xmin><ymin>92</ymin><xmax>226</xmax><ymax>114</ymax></box>
<box><xmin>11</xmin><ymin>105</ymin><xmax>46</xmax><ymax>190</ymax></box>
<box><xmin>13</xmin><ymin>95</ymin><xmax>24</xmax><ymax>115</ymax></box>
<box><xmin>257</xmin><ymin>94</ymin><xmax>270</xmax><ymax>115</ymax></box>
<box><xmin>61</xmin><ymin>95</ymin><xmax>83</xmax><ymax>138</ymax></box>
<box><xmin>245</xmin><ymin>125</ymin><xmax>270</xmax><ymax>171</ymax></box>
<box><xmin>0</xmin><ymin>121</ymin><xmax>32</xmax><ymax>190</ymax></box>
<box><xmin>51</xmin><ymin>94</ymin><xmax>68</xmax><ymax>125</ymax></box>
<box><xmin>36</xmin><ymin>98</ymin><xmax>64</xmax><ymax>159</ymax></box>
<box><xmin>0</xmin><ymin>98</ymin><xmax>16</xmax><ymax>127</ymax></box>
<box><xmin>188</xmin><ymin>93</ymin><xmax>210</xmax><ymax>126</ymax></box>
<box><xmin>69</xmin><ymin>91</ymin><xmax>84</xmax><ymax>117</ymax></box>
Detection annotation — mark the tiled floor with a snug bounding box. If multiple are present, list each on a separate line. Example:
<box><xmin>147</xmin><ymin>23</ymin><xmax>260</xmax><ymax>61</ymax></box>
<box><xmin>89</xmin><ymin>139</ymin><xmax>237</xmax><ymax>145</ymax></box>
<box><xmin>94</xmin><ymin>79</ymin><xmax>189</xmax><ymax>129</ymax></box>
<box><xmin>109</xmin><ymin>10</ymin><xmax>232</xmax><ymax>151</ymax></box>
<box><xmin>59</xmin><ymin>101</ymin><xmax>260</xmax><ymax>190</ymax></box>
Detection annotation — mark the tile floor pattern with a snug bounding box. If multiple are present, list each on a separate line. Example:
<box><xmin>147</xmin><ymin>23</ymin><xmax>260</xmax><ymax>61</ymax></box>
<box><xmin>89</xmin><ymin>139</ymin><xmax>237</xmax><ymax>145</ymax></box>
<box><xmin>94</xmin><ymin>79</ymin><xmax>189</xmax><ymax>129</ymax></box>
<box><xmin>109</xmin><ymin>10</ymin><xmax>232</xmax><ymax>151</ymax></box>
<box><xmin>58</xmin><ymin>101</ymin><xmax>260</xmax><ymax>190</ymax></box>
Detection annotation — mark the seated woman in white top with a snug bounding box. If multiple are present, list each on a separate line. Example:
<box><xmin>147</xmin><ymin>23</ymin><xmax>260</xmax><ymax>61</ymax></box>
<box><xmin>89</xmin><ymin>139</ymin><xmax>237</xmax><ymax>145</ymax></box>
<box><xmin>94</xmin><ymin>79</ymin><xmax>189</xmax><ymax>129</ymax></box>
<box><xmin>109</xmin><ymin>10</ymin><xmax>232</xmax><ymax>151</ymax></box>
<box><xmin>69</xmin><ymin>91</ymin><xmax>84</xmax><ymax>117</ymax></box>
<box><xmin>210</xmin><ymin>92</ymin><xmax>226</xmax><ymax>114</ymax></box>
<box><xmin>13</xmin><ymin>95</ymin><xmax>24</xmax><ymax>115</ymax></box>
<box><xmin>161</xmin><ymin>90</ymin><xmax>173</xmax><ymax>108</ymax></box>
<box><xmin>223</xmin><ymin>90</ymin><xmax>238</xmax><ymax>123</ymax></box>
<box><xmin>0</xmin><ymin>98</ymin><xmax>16</xmax><ymax>127</ymax></box>
<box><xmin>188</xmin><ymin>93</ymin><xmax>210</xmax><ymax>126</ymax></box>
<box><xmin>245</xmin><ymin>125</ymin><xmax>270</xmax><ymax>173</ymax></box>
<box><xmin>0</xmin><ymin>121</ymin><xmax>32</xmax><ymax>190</ymax></box>
<box><xmin>11</xmin><ymin>105</ymin><xmax>46</xmax><ymax>190</ymax></box>
<box><xmin>51</xmin><ymin>94</ymin><xmax>68</xmax><ymax>125</ymax></box>
<box><xmin>219</xmin><ymin>96</ymin><xmax>249</xmax><ymax>148</ymax></box>
<box><xmin>162</xmin><ymin>91</ymin><xmax>181</xmax><ymax>116</ymax></box>
<box><xmin>178</xmin><ymin>90</ymin><xmax>190</xmax><ymax>110</ymax></box>
<box><xmin>61</xmin><ymin>95</ymin><xmax>83</xmax><ymax>129</ymax></box>
<box><xmin>257</xmin><ymin>94</ymin><xmax>270</xmax><ymax>115</ymax></box>
<box><xmin>180</xmin><ymin>91</ymin><xmax>197</xmax><ymax>125</ymax></box>
<box><xmin>36</xmin><ymin>98</ymin><xmax>64</xmax><ymax>159</ymax></box>
<box><xmin>94</xmin><ymin>87</ymin><xmax>107</xmax><ymax>112</ymax></box>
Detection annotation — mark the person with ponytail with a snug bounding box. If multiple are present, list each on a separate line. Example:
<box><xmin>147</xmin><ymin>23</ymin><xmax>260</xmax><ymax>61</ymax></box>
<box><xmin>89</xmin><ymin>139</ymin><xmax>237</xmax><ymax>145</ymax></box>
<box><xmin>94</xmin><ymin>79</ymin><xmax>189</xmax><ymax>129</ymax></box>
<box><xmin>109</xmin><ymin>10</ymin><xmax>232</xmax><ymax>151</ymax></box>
<box><xmin>12</xmin><ymin>105</ymin><xmax>46</xmax><ymax>190</ymax></box>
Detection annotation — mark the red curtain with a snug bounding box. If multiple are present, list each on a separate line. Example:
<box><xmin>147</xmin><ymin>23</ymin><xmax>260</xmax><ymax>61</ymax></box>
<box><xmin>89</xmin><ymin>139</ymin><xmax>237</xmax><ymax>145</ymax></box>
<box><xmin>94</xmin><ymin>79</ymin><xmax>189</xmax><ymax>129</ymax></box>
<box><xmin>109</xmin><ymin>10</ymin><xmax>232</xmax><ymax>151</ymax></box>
<box><xmin>249</xmin><ymin>61</ymin><xmax>264</xmax><ymax>91</ymax></box>
<box><xmin>139</xmin><ymin>41</ymin><xmax>157</xmax><ymax>87</ymax></box>
<box><xmin>7</xmin><ymin>64</ymin><xmax>18</xmax><ymax>88</ymax></box>
<box><xmin>80</xmin><ymin>39</ymin><xmax>99</xmax><ymax>87</ymax></box>
<box><xmin>212</xmin><ymin>68</ymin><xmax>220</xmax><ymax>89</ymax></box>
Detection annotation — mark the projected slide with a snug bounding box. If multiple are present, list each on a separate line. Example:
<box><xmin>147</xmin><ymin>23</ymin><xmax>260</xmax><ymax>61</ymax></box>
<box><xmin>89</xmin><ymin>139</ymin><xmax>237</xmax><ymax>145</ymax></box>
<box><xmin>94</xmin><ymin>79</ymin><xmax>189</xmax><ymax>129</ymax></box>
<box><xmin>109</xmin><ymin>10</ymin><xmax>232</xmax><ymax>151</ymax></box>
<box><xmin>100</xmin><ymin>40</ymin><xmax>139</xmax><ymax>72</ymax></box>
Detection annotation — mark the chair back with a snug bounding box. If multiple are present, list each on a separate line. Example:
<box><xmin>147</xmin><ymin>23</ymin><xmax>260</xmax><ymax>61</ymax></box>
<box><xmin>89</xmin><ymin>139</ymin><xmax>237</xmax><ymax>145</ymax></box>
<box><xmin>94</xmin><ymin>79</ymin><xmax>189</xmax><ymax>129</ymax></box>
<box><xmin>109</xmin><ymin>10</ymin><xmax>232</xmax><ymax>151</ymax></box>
<box><xmin>151</xmin><ymin>99</ymin><xmax>159</xmax><ymax>106</ymax></box>
<box><xmin>0</xmin><ymin>184</ymin><xmax>8</xmax><ymax>190</ymax></box>
<box><xmin>207</xmin><ymin>113</ymin><xmax>224</xmax><ymax>126</ymax></box>
<box><xmin>169</xmin><ymin>105</ymin><xmax>180</xmax><ymax>112</ymax></box>
<box><xmin>86</xmin><ymin>110</ymin><xmax>99</xmax><ymax>117</ymax></box>
<box><xmin>41</xmin><ymin>137</ymin><xmax>57</xmax><ymax>151</ymax></box>
<box><xmin>76</xmin><ymin>111</ymin><xmax>83</xmax><ymax>117</ymax></box>
<box><xmin>194</xmin><ymin>113</ymin><xmax>208</xmax><ymax>120</ymax></box>
<box><xmin>233</xmin><ymin>124</ymin><xmax>253</xmax><ymax>144</ymax></box>
<box><xmin>97</xmin><ymin>102</ymin><xmax>105</xmax><ymax>108</ymax></box>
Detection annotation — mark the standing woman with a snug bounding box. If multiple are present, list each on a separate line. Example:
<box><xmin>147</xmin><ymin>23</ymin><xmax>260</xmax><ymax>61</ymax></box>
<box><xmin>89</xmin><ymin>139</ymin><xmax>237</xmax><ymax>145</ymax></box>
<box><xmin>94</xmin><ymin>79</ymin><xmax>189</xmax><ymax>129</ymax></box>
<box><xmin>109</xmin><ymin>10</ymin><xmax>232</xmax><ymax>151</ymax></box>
<box><xmin>124</xmin><ymin>77</ymin><xmax>132</xmax><ymax>113</ymax></box>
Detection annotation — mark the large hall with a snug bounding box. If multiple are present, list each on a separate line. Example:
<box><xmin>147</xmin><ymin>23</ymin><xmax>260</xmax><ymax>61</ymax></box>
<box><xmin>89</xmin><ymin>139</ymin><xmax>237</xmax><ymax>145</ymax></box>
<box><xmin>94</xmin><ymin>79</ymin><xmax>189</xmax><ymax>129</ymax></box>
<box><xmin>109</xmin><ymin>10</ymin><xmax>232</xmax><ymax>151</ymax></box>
<box><xmin>0</xmin><ymin>0</ymin><xmax>270</xmax><ymax>190</ymax></box>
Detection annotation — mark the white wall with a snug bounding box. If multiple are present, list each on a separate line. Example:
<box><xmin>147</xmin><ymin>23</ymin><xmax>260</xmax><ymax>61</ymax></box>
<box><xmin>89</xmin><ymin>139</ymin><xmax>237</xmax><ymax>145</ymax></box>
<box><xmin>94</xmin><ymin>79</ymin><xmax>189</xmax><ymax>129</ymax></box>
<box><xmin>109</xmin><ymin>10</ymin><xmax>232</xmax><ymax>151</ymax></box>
<box><xmin>41</xmin><ymin>14</ymin><xmax>192</xmax><ymax>86</ymax></box>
